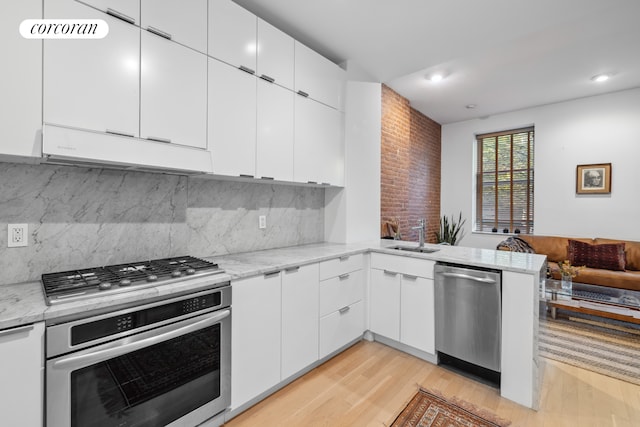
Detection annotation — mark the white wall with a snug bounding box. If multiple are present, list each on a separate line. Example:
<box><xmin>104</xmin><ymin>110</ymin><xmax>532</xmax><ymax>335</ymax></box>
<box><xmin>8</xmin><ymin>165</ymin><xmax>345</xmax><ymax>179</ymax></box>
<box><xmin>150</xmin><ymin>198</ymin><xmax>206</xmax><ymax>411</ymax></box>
<box><xmin>441</xmin><ymin>88</ymin><xmax>640</xmax><ymax>249</ymax></box>
<box><xmin>325</xmin><ymin>81</ymin><xmax>381</xmax><ymax>243</ymax></box>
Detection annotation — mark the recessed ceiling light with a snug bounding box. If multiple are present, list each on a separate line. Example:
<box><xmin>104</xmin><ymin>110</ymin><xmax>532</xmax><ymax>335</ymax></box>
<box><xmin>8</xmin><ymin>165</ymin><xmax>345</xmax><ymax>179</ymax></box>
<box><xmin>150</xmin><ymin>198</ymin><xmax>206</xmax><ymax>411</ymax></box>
<box><xmin>591</xmin><ymin>74</ymin><xmax>610</xmax><ymax>83</ymax></box>
<box><xmin>429</xmin><ymin>74</ymin><xmax>443</xmax><ymax>83</ymax></box>
<box><xmin>466</xmin><ymin>104</ymin><xmax>477</xmax><ymax>109</ymax></box>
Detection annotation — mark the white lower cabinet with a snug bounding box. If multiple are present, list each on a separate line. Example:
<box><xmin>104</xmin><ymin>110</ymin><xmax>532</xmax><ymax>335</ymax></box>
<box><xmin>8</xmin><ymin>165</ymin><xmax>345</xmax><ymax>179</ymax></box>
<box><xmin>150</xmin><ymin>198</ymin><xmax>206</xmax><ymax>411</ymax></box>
<box><xmin>369</xmin><ymin>268</ymin><xmax>401</xmax><ymax>340</ymax></box>
<box><xmin>0</xmin><ymin>322</ymin><xmax>44</xmax><ymax>427</ymax></box>
<box><xmin>319</xmin><ymin>300</ymin><xmax>364</xmax><ymax>358</ymax></box>
<box><xmin>318</xmin><ymin>255</ymin><xmax>364</xmax><ymax>358</ymax></box>
<box><xmin>281</xmin><ymin>264</ymin><xmax>319</xmax><ymax>379</ymax></box>
<box><xmin>370</xmin><ymin>253</ymin><xmax>435</xmax><ymax>354</ymax></box>
<box><xmin>232</xmin><ymin>263</ymin><xmax>320</xmax><ymax>410</ymax></box>
<box><xmin>231</xmin><ymin>273</ymin><xmax>281</xmax><ymax>410</ymax></box>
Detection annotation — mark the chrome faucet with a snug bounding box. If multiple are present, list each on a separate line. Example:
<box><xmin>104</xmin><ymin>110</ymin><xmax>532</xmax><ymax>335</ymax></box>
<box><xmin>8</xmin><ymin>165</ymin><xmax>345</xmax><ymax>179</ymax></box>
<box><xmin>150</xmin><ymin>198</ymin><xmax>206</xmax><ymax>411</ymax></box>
<box><xmin>412</xmin><ymin>218</ymin><xmax>426</xmax><ymax>247</ymax></box>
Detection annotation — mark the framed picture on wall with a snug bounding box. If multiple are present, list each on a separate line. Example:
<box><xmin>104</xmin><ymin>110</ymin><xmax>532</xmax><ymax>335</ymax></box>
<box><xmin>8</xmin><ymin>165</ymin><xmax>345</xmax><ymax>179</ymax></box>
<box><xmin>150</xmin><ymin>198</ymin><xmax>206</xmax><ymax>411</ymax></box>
<box><xmin>576</xmin><ymin>163</ymin><xmax>611</xmax><ymax>194</ymax></box>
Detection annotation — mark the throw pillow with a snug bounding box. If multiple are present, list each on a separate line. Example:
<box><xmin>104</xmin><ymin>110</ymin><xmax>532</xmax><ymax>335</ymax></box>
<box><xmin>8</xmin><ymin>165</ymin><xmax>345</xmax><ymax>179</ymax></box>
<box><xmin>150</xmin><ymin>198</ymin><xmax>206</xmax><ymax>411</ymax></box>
<box><xmin>496</xmin><ymin>236</ymin><xmax>536</xmax><ymax>253</ymax></box>
<box><xmin>568</xmin><ymin>239</ymin><xmax>626</xmax><ymax>271</ymax></box>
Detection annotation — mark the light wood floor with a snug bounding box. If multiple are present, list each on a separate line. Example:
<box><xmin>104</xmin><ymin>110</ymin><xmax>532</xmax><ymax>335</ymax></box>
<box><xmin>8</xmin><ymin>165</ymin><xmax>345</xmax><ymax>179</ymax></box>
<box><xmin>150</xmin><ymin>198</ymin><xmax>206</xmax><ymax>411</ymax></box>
<box><xmin>223</xmin><ymin>340</ymin><xmax>640</xmax><ymax>427</ymax></box>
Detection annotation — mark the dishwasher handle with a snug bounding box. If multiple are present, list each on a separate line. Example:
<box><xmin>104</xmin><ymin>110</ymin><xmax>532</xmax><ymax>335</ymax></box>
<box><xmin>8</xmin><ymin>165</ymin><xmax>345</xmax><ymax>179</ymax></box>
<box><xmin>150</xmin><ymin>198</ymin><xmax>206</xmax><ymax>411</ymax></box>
<box><xmin>440</xmin><ymin>272</ymin><xmax>496</xmax><ymax>284</ymax></box>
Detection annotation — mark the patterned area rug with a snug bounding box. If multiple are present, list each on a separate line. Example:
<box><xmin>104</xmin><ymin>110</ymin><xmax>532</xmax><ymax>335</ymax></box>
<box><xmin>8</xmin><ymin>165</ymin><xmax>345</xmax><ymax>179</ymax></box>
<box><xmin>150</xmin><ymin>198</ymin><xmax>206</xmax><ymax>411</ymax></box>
<box><xmin>390</xmin><ymin>388</ymin><xmax>511</xmax><ymax>427</ymax></box>
<box><xmin>539</xmin><ymin>313</ymin><xmax>640</xmax><ymax>385</ymax></box>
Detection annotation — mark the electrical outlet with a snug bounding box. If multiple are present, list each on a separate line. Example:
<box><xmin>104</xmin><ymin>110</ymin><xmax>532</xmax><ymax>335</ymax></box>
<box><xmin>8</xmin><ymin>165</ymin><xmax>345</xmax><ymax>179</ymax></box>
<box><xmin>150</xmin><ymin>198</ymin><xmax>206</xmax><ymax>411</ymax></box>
<box><xmin>259</xmin><ymin>215</ymin><xmax>266</xmax><ymax>229</ymax></box>
<box><xmin>8</xmin><ymin>224</ymin><xmax>28</xmax><ymax>248</ymax></box>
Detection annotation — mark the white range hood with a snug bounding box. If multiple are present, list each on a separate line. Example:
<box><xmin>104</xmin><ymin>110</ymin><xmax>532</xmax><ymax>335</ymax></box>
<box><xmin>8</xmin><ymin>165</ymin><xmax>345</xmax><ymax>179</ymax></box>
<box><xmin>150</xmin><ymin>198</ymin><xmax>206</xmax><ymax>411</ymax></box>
<box><xmin>42</xmin><ymin>124</ymin><xmax>213</xmax><ymax>175</ymax></box>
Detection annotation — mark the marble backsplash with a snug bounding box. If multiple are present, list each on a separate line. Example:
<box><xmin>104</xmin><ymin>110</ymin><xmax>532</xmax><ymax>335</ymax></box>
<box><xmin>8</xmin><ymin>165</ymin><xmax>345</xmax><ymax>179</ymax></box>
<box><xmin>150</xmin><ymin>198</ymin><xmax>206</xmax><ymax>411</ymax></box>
<box><xmin>0</xmin><ymin>162</ymin><xmax>325</xmax><ymax>286</ymax></box>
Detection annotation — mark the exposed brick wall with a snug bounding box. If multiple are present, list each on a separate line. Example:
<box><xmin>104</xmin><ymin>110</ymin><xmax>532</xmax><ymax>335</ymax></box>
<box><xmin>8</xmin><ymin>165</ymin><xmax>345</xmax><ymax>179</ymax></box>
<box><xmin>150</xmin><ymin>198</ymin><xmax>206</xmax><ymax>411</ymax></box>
<box><xmin>381</xmin><ymin>85</ymin><xmax>441</xmax><ymax>243</ymax></box>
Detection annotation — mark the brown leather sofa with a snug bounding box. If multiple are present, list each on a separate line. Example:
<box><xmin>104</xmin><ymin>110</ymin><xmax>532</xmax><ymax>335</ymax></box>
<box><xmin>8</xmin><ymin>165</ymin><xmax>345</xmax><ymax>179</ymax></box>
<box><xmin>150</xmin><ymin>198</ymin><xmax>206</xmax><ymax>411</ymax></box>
<box><xmin>499</xmin><ymin>235</ymin><xmax>640</xmax><ymax>292</ymax></box>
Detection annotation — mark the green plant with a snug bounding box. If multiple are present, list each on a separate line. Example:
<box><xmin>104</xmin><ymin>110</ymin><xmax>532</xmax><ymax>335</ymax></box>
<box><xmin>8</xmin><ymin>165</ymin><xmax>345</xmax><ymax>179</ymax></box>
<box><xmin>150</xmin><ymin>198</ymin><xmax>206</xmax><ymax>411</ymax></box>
<box><xmin>435</xmin><ymin>212</ymin><xmax>466</xmax><ymax>246</ymax></box>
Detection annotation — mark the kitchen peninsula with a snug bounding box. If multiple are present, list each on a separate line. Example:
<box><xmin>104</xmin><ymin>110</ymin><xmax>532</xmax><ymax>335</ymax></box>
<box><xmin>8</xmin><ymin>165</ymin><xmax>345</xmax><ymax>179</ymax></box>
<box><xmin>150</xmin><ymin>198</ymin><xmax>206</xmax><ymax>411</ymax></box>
<box><xmin>0</xmin><ymin>240</ymin><xmax>545</xmax><ymax>427</ymax></box>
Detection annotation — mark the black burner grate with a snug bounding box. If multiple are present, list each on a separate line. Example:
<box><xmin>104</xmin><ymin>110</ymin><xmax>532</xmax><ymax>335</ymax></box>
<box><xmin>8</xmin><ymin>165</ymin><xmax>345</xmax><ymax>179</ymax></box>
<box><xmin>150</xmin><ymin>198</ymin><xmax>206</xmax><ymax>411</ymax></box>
<box><xmin>42</xmin><ymin>256</ymin><xmax>219</xmax><ymax>297</ymax></box>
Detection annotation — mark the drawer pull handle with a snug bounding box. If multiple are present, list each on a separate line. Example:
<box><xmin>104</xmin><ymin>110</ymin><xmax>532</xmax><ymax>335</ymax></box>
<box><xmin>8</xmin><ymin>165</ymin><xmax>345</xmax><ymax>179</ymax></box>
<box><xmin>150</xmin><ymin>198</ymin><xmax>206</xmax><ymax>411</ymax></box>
<box><xmin>261</xmin><ymin>176</ymin><xmax>275</xmax><ymax>180</ymax></box>
<box><xmin>106</xmin><ymin>129</ymin><xmax>135</xmax><ymax>138</ymax></box>
<box><xmin>106</xmin><ymin>8</ymin><xmax>135</xmax><ymax>25</ymax></box>
<box><xmin>297</xmin><ymin>90</ymin><xmax>309</xmax><ymax>98</ymax></box>
<box><xmin>239</xmin><ymin>65</ymin><xmax>256</xmax><ymax>75</ymax></box>
<box><xmin>307</xmin><ymin>181</ymin><xmax>317</xmax><ymax>184</ymax></box>
<box><xmin>383</xmin><ymin>269</ymin><xmax>398</xmax><ymax>276</ymax></box>
<box><xmin>263</xmin><ymin>270</ymin><xmax>280</xmax><ymax>278</ymax></box>
<box><xmin>339</xmin><ymin>255</ymin><xmax>349</xmax><ymax>261</ymax></box>
<box><xmin>339</xmin><ymin>273</ymin><xmax>350</xmax><ymax>280</ymax></box>
<box><xmin>0</xmin><ymin>324</ymin><xmax>34</xmax><ymax>338</ymax></box>
<box><xmin>239</xmin><ymin>174</ymin><xmax>254</xmax><ymax>179</ymax></box>
<box><xmin>339</xmin><ymin>306</ymin><xmax>350</xmax><ymax>314</ymax></box>
<box><xmin>321</xmin><ymin>182</ymin><xmax>331</xmax><ymax>186</ymax></box>
<box><xmin>147</xmin><ymin>136</ymin><xmax>172</xmax><ymax>144</ymax></box>
<box><xmin>259</xmin><ymin>74</ymin><xmax>275</xmax><ymax>83</ymax></box>
<box><xmin>403</xmin><ymin>274</ymin><xmax>418</xmax><ymax>280</ymax></box>
<box><xmin>147</xmin><ymin>26</ymin><xmax>172</xmax><ymax>40</ymax></box>
<box><xmin>284</xmin><ymin>266</ymin><xmax>300</xmax><ymax>273</ymax></box>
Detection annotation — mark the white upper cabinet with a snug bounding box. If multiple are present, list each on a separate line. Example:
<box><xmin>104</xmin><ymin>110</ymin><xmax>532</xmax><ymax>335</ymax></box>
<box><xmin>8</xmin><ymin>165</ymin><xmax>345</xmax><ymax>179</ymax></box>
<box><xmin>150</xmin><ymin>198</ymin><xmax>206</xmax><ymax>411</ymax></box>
<box><xmin>208</xmin><ymin>58</ymin><xmax>257</xmax><ymax>177</ymax></box>
<box><xmin>76</xmin><ymin>0</ymin><xmax>140</xmax><ymax>24</ymax></box>
<box><xmin>294</xmin><ymin>96</ymin><xmax>344</xmax><ymax>186</ymax></box>
<box><xmin>256</xmin><ymin>79</ymin><xmax>294</xmax><ymax>181</ymax></box>
<box><xmin>209</xmin><ymin>0</ymin><xmax>256</xmax><ymax>72</ymax></box>
<box><xmin>141</xmin><ymin>0</ymin><xmax>207</xmax><ymax>54</ymax></box>
<box><xmin>294</xmin><ymin>41</ymin><xmax>345</xmax><ymax>110</ymax></box>
<box><xmin>141</xmin><ymin>31</ymin><xmax>207</xmax><ymax>149</ymax></box>
<box><xmin>0</xmin><ymin>0</ymin><xmax>42</xmax><ymax>158</ymax></box>
<box><xmin>44</xmin><ymin>0</ymin><xmax>140</xmax><ymax>138</ymax></box>
<box><xmin>257</xmin><ymin>19</ymin><xmax>294</xmax><ymax>90</ymax></box>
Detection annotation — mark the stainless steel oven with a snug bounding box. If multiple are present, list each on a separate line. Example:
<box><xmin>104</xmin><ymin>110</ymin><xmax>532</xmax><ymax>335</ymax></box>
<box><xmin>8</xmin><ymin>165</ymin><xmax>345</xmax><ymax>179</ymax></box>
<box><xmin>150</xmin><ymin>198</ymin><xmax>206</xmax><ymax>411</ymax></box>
<box><xmin>45</xmin><ymin>285</ymin><xmax>231</xmax><ymax>427</ymax></box>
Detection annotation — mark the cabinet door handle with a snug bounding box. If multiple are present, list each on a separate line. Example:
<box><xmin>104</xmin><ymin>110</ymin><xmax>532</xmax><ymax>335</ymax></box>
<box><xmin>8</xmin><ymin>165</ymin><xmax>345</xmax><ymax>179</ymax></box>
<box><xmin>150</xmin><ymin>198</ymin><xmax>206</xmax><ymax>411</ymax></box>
<box><xmin>339</xmin><ymin>255</ymin><xmax>350</xmax><ymax>261</ymax></box>
<box><xmin>339</xmin><ymin>273</ymin><xmax>350</xmax><ymax>280</ymax></box>
<box><xmin>239</xmin><ymin>174</ymin><xmax>254</xmax><ymax>179</ymax></box>
<box><xmin>403</xmin><ymin>274</ymin><xmax>418</xmax><ymax>280</ymax></box>
<box><xmin>383</xmin><ymin>269</ymin><xmax>398</xmax><ymax>276</ymax></box>
<box><xmin>147</xmin><ymin>26</ymin><xmax>172</xmax><ymax>40</ymax></box>
<box><xmin>106</xmin><ymin>129</ymin><xmax>135</xmax><ymax>138</ymax></box>
<box><xmin>259</xmin><ymin>74</ymin><xmax>275</xmax><ymax>83</ymax></box>
<box><xmin>261</xmin><ymin>176</ymin><xmax>274</xmax><ymax>180</ymax></box>
<box><xmin>264</xmin><ymin>270</ymin><xmax>280</xmax><ymax>278</ymax></box>
<box><xmin>307</xmin><ymin>181</ymin><xmax>317</xmax><ymax>184</ymax></box>
<box><xmin>106</xmin><ymin>8</ymin><xmax>135</xmax><ymax>25</ymax></box>
<box><xmin>339</xmin><ymin>306</ymin><xmax>350</xmax><ymax>314</ymax></box>
<box><xmin>239</xmin><ymin>65</ymin><xmax>256</xmax><ymax>75</ymax></box>
<box><xmin>297</xmin><ymin>90</ymin><xmax>309</xmax><ymax>98</ymax></box>
<box><xmin>147</xmin><ymin>136</ymin><xmax>172</xmax><ymax>143</ymax></box>
<box><xmin>0</xmin><ymin>324</ymin><xmax>34</xmax><ymax>338</ymax></box>
<box><xmin>321</xmin><ymin>182</ymin><xmax>331</xmax><ymax>186</ymax></box>
<box><xmin>284</xmin><ymin>266</ymin><xmax>300</xmax><ymax>273</ymax></box>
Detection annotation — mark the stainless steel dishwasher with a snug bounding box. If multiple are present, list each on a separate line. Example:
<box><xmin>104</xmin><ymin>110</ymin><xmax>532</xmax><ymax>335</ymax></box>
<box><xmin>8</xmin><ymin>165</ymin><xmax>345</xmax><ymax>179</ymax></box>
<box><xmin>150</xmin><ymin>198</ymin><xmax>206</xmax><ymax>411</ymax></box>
<box><xmin>435</xmin><ymin>263</ymin><xmax>502</xmax><ymax>380</ymax></box>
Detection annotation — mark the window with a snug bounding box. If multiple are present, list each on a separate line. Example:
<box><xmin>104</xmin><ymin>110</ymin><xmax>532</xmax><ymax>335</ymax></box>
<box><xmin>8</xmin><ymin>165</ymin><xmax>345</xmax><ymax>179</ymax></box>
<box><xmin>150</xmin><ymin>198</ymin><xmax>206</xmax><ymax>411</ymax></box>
<box><xmin>475</xmin><ymin>127</ymin><xmax>534</xmax><ymax>234</ymax></box>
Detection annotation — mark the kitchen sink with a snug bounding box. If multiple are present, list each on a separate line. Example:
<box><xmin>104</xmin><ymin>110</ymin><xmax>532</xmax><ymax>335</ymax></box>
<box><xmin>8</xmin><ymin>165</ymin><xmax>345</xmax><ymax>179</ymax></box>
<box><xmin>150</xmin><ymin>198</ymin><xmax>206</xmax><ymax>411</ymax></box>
<box><xmin>389</xmin><ymin>245</ymin><xmax>440</xmax><ymax>254</ymax></box>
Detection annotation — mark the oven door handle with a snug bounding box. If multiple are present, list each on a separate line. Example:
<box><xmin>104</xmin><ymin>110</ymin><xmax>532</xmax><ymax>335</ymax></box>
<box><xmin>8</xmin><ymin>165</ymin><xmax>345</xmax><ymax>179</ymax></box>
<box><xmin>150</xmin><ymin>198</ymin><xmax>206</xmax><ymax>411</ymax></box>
<box><xmin>52</xmin><ymin>309</ymin><xmax>230</xmax><ymax>370</ymax></box>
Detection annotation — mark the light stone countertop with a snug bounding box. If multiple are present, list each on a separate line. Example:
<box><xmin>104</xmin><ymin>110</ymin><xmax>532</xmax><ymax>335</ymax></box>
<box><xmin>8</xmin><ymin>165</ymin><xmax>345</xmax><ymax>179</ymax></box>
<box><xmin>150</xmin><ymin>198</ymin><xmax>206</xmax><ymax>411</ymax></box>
<box><xmin>0</xmin><ymin>240</ymin><xmax>546</xmax><ymax>330</ymax></box>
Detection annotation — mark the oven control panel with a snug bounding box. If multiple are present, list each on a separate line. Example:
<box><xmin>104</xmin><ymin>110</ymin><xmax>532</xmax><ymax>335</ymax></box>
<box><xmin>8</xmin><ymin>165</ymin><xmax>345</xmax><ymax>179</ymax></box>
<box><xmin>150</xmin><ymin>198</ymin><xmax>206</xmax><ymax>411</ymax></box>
<box><xmin>70</xmin><ymin>289</ymin><xmax>225</xmax><ymax>346</ymax></box>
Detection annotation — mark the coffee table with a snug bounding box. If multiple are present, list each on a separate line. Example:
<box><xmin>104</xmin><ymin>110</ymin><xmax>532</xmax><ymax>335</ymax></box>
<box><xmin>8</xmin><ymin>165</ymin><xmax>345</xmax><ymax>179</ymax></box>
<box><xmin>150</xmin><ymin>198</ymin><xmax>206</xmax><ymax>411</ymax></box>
<box><xmin>541</xmin><ymin>279</ymin><xmax>640</xmax><ymax>324</ymax></box>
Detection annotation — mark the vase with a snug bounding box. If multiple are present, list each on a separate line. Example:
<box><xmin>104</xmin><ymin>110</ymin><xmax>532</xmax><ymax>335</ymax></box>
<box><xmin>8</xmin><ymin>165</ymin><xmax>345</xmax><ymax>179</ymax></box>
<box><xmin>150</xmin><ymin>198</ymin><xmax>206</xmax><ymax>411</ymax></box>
<box><xmin>561</xmin><ymin>273</ymin><xmax>573</xmax><ymax>291</ymax></box>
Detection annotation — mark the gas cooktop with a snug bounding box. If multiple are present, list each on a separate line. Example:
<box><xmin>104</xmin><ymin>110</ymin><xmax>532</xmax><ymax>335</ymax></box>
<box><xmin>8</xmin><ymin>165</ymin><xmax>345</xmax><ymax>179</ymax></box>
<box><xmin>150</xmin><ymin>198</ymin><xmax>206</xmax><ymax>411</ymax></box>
<box><xmin>41</xmin><ymin>256</ymin><xmax>226</xmax><ymax>305</ymax></box>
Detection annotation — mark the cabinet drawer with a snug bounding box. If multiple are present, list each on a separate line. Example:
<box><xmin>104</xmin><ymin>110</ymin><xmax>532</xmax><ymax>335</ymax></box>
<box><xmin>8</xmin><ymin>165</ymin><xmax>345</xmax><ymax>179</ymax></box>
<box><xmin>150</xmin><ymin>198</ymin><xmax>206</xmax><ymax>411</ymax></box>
<box><xmin>319</xmin><ymin>269</ymin><xmax>363</xmax><ymax>317</ymax></box>
<box><xmin>319</xmin><ymin>300</ymin><xmax>364</xmax><ymax>358</ymax></box>
<box><xmin>371</xmin><ymin>253</ymin><xmax>435</xmax><ymax>279</ymax></box>
<box><xmin>319</xmin><ymin>253</ymin><xmax>363</xmax><ymax>280</ymax></box>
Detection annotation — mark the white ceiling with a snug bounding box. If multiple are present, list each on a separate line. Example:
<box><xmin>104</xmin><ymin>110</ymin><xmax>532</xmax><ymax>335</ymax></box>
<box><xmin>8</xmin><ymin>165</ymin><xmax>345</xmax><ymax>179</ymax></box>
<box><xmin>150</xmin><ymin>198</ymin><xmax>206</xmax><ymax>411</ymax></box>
<box><xmin>234</xmin><ymin>0</ymin><xmax>640</xmax><ymax>124</ymax></box>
